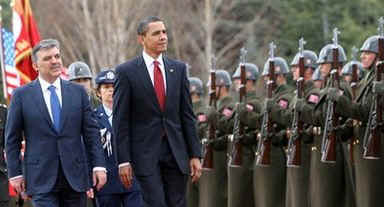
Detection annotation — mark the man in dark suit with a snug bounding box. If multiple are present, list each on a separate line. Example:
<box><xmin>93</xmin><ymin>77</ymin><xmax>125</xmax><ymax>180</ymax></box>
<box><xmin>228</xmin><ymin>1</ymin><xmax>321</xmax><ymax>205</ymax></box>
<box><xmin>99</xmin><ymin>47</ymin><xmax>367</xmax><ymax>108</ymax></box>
<box><xmin>5</xmin><ymin>39</ymin><xmax>107</xmax><ymax>207</ymax></box>
<box><xmin>113</xmin><ymin>16</ymin><xmax>202</xmax><ymax>207</ymax></box>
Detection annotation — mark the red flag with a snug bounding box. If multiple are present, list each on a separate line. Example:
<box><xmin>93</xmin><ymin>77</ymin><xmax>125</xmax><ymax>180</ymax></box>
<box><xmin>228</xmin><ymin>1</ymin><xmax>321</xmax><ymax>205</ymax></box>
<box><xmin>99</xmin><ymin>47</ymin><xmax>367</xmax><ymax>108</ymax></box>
<box><xmin>13</xmin><ymin>0</ymin><xmax>40</xmax><ymax>85</ymax></box>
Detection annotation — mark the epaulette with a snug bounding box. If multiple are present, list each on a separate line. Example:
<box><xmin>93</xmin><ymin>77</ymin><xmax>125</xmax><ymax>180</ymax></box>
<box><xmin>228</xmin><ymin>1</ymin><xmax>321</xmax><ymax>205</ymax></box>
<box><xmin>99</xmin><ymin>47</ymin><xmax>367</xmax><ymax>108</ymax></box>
<box><xmin>0</xmin><ymin>104</ymin><xmax>7</xmax><ymax>108</ymax></box>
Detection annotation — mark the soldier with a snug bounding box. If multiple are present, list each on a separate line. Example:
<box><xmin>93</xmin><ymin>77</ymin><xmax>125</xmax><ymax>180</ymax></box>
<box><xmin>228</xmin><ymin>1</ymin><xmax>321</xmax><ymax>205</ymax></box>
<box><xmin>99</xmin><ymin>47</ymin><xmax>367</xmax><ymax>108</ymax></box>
<box><xmin>93</xmin><ymin>69</ymin><xmax>143</xmax><ymax>207</ymax></box>
<box><xmin>68</xmin><ymin>61</ymin><xmax>101</xmax><ymax>108</ymax></box>
<box><xmin>300</xmin><ymin>40</ymin><xmax>354</xmax><ymax>207</ymax></box>
<box><xmin>0</xmin><ymin>104</ymin><xmax>9</xmax><ymax>207</ymax></box>
<box><xmin>227</xmin><ymin>62</ymin><xmax>260</xmax><ymax>207</ymax></box>
<box><xmin>186</xmin><ymin>77</ymin><xmax>206</xmax><ymax>207</ymax></box>
<box><xmin>68</xmin><ymin>61</ymin><xmax>100</xmax><ymax>207</ymax></box>
<box><xmin>254</xmin><ymin>56</ymin><xmax>293</xmax><ymax>207</ymax></box>
<box><xmin>341</xmin><ymin>60</ymin><xmax>364</xmax><ymax>84</ymax></box>
<box><xmin>327</xmin><ymin>33</ymin><xmax>384</xmax><ymax>207</ymax></box>
<box><xmin>199</xmin><ymin>70</ymin><xmax>234</xmax><ymax>207</ymax></box>
<box><xmin>284</xmin><ymin>49</ymin><xmax>318</xmax><ymax>207</ymax></box>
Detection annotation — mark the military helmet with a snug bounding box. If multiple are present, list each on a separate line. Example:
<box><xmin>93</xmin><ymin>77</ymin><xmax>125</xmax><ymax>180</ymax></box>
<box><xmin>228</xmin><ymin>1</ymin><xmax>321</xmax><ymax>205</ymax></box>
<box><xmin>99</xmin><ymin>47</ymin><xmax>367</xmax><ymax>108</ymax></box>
<box><xmin>68</xmin><ymin>61</ymin><xmax>93</xmax><ymax>81</ymax></box>
<box><xmin>188</xmin><ymin>77</ymin><xmax>204</xmax><ymax>95</ymax></box>
<box><xmin>207</xmin><ymin>69</ymin><xmax>232</xmax><ymax>87</ymax></box>
<box><xmin>95</xmin><ymin>69</ymin><xmax>115</xmax><ymax>86</ymax></box>
<box><xmin>312</xmin><ymin>66</ymin><xmax>323</xmax><ymax>81</ymax></box>
<box><xmin>317</xmin><ymin>44</ymin><xmax>347</xmax><ymax>64</ymax></box>
<box><xmin>341</xmin><ymin>61</ymin><xmax>363</xmax><ymax>77</ymax></box>
<box><xmin>262</xmin><ymin>57</ymin><xmax>289</xmax><ymax>76</ymax></box>
<box><xmin>232</xmin><ymin>62</ymin><xmax>259</xmax><ymax>80</ymax></box>
<box><xmin>360</xmin><ymin>35</ymin><xmax>379</xmax><ymax>54</ymax></box>
<box><xmin>290</xmin><ymin>50</ymin><xmax>318</xmax><ymax>69</ymax></box>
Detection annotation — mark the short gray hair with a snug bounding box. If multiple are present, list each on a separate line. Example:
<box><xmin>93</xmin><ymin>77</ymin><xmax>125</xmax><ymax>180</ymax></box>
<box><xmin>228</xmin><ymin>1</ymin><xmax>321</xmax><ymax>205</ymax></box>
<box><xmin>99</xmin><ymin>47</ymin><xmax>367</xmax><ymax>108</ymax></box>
<box><xmin>31</xmin><ymin>39</ymin><xmax>60</xmax><ymax>63</ymax></box>
<box><xmin>137</xmin><ymin>16</ymin><xmax>163</xmax><ymax>36</ymax></box>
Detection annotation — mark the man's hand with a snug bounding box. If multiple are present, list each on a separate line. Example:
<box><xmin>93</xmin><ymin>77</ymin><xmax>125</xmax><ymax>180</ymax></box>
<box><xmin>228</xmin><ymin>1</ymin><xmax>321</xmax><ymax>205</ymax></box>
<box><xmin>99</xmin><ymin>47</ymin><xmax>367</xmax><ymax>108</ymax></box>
<box><xmin>93</xmin><ymin>170</ymin><xmax>107</xmax><ymax>191</ymax></box>
<box><xmin>119</xmin><ymin>165</ymin><xmax>133</xmax><ymax>189</ymax></box>
<box><xmin>86</xmin><ymin>188</ymin><xmax>94</xmax><ymax>199</ymax></box>
<box><xmin>9</xmin><ymin>177</ymin><xmax>25</xmax><ymax>194</ymax></box>
<box><xmin>190</xmin><ymin>158</ymin><xmax>202</xmax><ymax>183</ymax></box>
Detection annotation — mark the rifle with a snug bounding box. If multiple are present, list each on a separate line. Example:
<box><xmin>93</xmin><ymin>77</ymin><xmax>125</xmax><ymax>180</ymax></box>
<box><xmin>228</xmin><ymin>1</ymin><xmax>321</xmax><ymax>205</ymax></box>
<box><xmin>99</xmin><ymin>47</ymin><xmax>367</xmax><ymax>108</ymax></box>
<box><xmin>229</xmin><ymin>48</ymin><xmax>247</xmax><ymax>167</ymax></box>
<box><xmin>363</xmin><ymin>17</ymin><xmax>384</xmax><ymax>159</ymax></box>
<box><xmin>287</xmin><ymin>38</ymin><xmax>306</xmax><ymax>167</ymax></box>
<box><xmin>256</xmin><ymin>42</ymin><xmax>276</xmax><ymax>166</ymax></box>
<box><xmin>349</xmin><ymin>46</ymin><xmax>359</xmax><ymax>164</ymax></box>
<box><xmin>321</xmin><ymin>28</ymin><xmax>341</xmax><ymax>163</ymax></box>
<box><xmin>202</xmin><ymin>56</ymin><xmax>217</xmax><ymax>169</ymax></box>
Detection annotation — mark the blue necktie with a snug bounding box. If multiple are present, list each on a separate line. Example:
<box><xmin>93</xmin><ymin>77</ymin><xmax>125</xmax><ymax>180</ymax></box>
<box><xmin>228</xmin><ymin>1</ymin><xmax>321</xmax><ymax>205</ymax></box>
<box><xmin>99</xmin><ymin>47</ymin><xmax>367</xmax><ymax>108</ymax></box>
<box><xmin>48</xmin><ymin>85</ymin><xmax>61</xmax><ymax>131</ymax></box>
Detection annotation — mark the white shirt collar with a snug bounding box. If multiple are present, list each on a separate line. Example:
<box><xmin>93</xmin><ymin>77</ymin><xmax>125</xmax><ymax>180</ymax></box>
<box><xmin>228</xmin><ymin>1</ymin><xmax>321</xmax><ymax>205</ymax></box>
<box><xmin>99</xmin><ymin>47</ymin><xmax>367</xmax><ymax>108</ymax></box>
<box><xmin>142</xmin><ymin>51</ymin><xmax>164</xmax><ymax>68</ymax></box>
<box><xmin>103</xmin><ymin>104</ymin><xmax>113</xmax><ymax>117</ymax></box>
<box><xmin>38</xmin><ymin>76</ymin><xmax>61</xmax><ymax>92</ymax></box>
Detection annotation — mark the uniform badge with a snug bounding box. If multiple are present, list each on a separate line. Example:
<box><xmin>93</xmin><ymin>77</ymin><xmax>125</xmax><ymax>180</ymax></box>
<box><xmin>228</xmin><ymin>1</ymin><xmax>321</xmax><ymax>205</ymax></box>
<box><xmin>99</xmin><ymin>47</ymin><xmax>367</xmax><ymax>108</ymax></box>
<box><xmin>307</xmin><ymin>94</ymin><xmax>320</xmax><ymax>104</ymax></box>
<box><xmin>190</xmin><ymin>85</ymin><xmax>197</xmax><ymax>92</ymax></box>
<box><xmin>198</xmin><ymin>114</ymin><xmax>207</xmax><ymax>122</ymax></box>
<box><xmin>222</xmin><ymin>107</ymin><xmax>233</xmax><ymax>117</ymax></box>
<box><xmin>278</xmin><ymin>98</ymin><xmax>289</xmax><ymax>109</ymax></box>
<box><xmin>246</xmin><ymin>104</ymin><xmax>254</xmax><ymax>112</ymax></box>
<box><xmin>100</xmin><ymin>128</ymin><xmax>113</xmax><ymax>157</ymax></box>
<box><xmin>106</xmin><ymin>71</ymin><xmax>115</xmax><ymax>80</ymax></box>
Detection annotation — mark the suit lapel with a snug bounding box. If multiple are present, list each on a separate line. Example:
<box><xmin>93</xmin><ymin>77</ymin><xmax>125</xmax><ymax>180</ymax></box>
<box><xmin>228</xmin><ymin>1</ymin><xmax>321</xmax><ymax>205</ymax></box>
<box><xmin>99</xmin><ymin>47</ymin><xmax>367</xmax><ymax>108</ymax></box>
<box><xmin>136</xmin><ymin>56</ymin><xmax>163</xmax><ymax>112</ymax></box>
<box><xmin>59</xmin><ymin>80</ymin><xmax>71</xmax><ymax>132</ymax></box>
<box><xmin>31</xmin><ymin>80</ymin><xmax>56</xmax><ymax>132</ymax></box>
<box><xmin>163</xmin><ymin>57</ymin><xmax>177</xmax><ymax>112</ymax></box>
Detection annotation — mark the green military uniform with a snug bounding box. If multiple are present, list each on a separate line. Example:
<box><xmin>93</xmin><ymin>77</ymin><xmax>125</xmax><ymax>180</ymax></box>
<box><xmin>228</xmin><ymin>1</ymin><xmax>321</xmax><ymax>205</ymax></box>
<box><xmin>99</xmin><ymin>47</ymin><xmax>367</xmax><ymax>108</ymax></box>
<box><xmin>302</xmin><ymin>79</ymin><xmax>353</xmax><ymax>207</ymax></box>
<box><xmin>90</xmin><ymin>92</ymin><xmax>101</xmax><ymax>109</ymax></box>
<box><xmin>0</xmin><ymin>104</ymin><xmax>9</xmax><ymax>207</ymax></box>
<box><xmin>253</xmin><ymin>83</ymin><xmax>293</xmax><ymax>207</ymax></box>
<box><xmin>227</xmin><ymin>90</ymin><xmax>262</xmax><ymax>207</ymax></box>
<box><xmin>273</xmin><ymin>81</ymin><xmax>318</xmax><ymax>207</ymax></box>
<box><xmin>199</xmin><ymin>95</ymin><xmax>234</xmax><ymax>207</ymax></box>
<box><xmin>187</xmin><ymin>99</ymin><xmax>207</xmax><ymax>207</ymax></box>
<box><xmin>335</xmin><ymin>68</ymin><xmax>384</xmax><ymax>207</ymax></box>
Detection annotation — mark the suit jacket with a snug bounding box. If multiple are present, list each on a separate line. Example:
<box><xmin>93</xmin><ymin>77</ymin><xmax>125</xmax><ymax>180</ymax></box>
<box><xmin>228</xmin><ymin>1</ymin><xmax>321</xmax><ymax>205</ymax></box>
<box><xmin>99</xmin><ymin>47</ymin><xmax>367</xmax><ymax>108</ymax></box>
<box><xmin>5</xmin><ymin>79</ymin><xmax>106</xmax><ymax>195</ymax></box>
<box><xmin>113</xmin><ymin>55</ymin><xmax>201</xmax><ymax>176</ymax></box>
<box><xmin>94</xmin><ymin>105</ymin><xmax>141</xmax><ymax>195</ymax></box>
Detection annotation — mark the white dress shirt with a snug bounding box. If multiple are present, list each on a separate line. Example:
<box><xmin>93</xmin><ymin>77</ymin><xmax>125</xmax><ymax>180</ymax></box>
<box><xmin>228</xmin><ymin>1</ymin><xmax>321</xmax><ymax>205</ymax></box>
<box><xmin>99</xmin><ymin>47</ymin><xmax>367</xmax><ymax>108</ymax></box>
<box><xmin>39</xmin><ymin>77</ymin><xmax>62</xmax><ymax>122</ymax></box>
<box><xmin>142</xmin><ymin>51</ymin><xmax>167</xmax><ymax>92</ymax></box>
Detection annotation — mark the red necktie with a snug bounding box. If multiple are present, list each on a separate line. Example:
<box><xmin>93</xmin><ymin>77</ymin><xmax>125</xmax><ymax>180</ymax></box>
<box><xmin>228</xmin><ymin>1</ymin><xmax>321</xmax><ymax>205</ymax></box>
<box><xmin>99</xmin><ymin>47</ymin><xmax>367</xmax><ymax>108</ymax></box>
<box><xmin>153</xmin><ymin>60</ymin><xmax>166</xmax><ymax>111</ymax></box>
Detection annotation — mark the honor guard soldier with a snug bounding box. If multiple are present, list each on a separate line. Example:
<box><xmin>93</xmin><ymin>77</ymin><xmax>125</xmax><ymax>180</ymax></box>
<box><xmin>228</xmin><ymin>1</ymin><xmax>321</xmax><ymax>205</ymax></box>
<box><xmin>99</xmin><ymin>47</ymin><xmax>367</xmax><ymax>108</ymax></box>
<box><xmin>227</xmin><ymin>62</ymin><xmax>261</xmax><ymax>207</ymax></box>
<box><xmin>200</xmin><ymin>70</ymin><xmax>234</xmax><ymax>207</ymax></box>
<box><xmin>94</xmin><ymin>69</ymin><xmax>143</xmax><ymax>207</ymax></box>
<box><xmin>284</xmin><ymin>47</ymin><xmax>318</xmax><ymax>207</ymax></box>
<box><xmin>186</xmin><ymin>77</ymin><xmax>206</xmax><ymax>207</ymax></box>
<box><xmin>68</xmin><ymin>61</ymin><xmax>101</xmax><ymax>108</ymax></box>
<box><xmin>254</xmin><ymin>55</ymin><xmax>293</xmax><ymax>207</ymax></box>
<box><xmin>300</xmin><ymin>30</ymin><xmax>354</xmax><ymax>207</ymax></box>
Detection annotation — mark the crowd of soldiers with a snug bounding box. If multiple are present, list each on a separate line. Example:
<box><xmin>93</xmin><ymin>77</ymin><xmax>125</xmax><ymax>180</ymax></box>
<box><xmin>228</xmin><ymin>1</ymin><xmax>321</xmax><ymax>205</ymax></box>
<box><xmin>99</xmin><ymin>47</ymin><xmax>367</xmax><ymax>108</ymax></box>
<box><xmin>186</xmin><ymin>21</ymin><xmax>384</xmax><ymax>207</ymax></box>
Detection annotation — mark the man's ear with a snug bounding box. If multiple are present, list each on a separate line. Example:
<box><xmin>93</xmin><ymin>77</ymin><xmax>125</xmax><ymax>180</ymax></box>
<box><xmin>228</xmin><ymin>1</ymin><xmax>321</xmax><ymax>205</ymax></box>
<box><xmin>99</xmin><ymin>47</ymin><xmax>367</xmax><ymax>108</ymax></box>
<box><xmin>137</xmin><ymin>35</ymin><xmax>144</xmax><ymax>45</ymax></box>
<box><xmin>32</xmin><ymin>62</ymin><xmax>39</xmax><ymax>72</ymax></box>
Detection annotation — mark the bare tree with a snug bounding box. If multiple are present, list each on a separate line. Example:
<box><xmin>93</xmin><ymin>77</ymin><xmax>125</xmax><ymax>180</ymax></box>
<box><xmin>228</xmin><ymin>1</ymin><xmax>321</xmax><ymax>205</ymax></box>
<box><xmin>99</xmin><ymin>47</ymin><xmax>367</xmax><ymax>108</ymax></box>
<box><xmin>33</xmin><ymin>0</ymin><xmax>278</xmax><ymax>80</ymax></box>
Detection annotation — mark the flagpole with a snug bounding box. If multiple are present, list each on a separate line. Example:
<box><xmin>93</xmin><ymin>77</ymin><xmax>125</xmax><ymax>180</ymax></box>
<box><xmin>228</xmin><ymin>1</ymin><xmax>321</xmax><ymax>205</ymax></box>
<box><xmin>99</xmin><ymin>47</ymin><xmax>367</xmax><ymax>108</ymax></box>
<box><xmin>0</xmin><ymin>6</ymin><xmax>9</xmax><ymax>103</ymax></box>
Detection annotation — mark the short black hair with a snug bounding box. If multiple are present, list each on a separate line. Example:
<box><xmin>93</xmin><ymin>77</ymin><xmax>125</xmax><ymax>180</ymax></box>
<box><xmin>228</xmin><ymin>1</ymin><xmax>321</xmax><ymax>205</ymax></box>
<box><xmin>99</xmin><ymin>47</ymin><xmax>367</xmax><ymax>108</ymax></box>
<box><xmin>137</xmin><ymin>16</ymin><xmax>163</xmax><ymax>36</ymax></box>
<box><xmin>32</xmin><ymin>39</ymin><xmax>60</xmax><ymax>62</ymax></box>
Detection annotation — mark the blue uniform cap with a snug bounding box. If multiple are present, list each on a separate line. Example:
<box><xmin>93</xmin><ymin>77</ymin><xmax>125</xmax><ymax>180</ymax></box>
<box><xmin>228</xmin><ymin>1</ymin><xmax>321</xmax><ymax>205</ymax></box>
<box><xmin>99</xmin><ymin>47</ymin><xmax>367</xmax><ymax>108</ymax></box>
<box><xmin>95</xmin><ymin>69</ymin><xmax>115</xmax><ymax>85</ymax></box>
